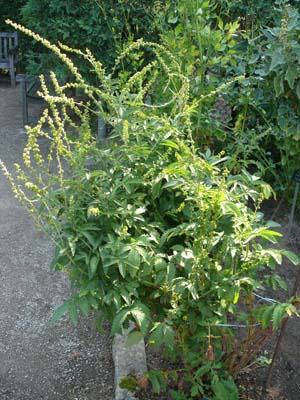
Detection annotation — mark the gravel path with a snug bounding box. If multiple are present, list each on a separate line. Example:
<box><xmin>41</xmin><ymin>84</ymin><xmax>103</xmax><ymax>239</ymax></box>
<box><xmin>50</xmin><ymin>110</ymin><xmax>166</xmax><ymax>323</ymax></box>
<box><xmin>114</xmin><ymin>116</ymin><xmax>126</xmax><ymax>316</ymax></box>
<box><xmin>0</xmin><ymin>82</ymin><xmax>114</xmax><ymax>400</ymax></box>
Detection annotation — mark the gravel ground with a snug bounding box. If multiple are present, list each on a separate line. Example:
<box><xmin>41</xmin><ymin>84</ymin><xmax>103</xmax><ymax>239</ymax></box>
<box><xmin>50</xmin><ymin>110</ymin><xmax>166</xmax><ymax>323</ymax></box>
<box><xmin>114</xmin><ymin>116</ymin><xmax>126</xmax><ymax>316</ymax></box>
<box><xmin>0</xmin><ymin>79</ymin><xmax>114</xmax><ymax>400</ymax></box>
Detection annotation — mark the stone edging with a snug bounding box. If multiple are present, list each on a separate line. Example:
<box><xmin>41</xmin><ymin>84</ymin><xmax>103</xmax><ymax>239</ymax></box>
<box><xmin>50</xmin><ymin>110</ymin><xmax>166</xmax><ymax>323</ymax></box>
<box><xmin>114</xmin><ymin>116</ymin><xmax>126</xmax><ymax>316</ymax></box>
<box><xmin>112</xmin><ymin>326</ymin><xmax>147</xmax><ymax>400</ymax></box>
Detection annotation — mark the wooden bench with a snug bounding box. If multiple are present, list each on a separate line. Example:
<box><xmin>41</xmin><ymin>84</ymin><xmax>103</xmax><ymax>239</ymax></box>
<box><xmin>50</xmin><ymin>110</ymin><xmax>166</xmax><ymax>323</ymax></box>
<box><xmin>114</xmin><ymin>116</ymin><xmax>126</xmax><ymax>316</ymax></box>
<box><xmin>0</xmin><ymin>32</ymin><xmax>18</xmax><ymax>87</ymax></box>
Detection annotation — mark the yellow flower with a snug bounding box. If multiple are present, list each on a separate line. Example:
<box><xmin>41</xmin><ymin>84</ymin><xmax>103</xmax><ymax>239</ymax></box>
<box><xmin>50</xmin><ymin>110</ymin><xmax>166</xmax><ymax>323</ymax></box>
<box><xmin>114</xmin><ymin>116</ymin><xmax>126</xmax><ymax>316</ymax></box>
<box><xmin>87</xmin><ymin>207</ymin><xmax>100</xmax><ymax>217</ymax></box>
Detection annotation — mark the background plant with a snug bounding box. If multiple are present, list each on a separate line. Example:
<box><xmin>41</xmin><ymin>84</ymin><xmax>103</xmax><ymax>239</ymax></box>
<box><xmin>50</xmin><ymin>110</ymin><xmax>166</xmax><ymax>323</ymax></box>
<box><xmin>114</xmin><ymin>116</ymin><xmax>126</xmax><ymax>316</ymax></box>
<box><xmin>19</xmin><ymin>0</ymin><xmax>162</xmax><ymax>80</ymax></box>
<box><xmin>0</xmin><ymin>0</ymin><xmax>26</xmax><ymax>31</ymax></box>
<box><xmin>250</xmin><ymin>4</ymin><xmax>300</xmax><ymax>189</ymax></box>
<box><xmin>153</xmin><ymin>0</ymin><xmax>241</xmax><ymax>150</ymax></box>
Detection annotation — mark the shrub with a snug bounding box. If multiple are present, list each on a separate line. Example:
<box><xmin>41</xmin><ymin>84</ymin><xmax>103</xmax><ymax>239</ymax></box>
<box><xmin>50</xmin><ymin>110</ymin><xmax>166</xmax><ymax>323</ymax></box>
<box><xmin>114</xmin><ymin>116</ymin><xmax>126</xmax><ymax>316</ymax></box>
<box><xmin>2</xmin><ymin>22</ymin><xmax>299</xmax><ymax>399</ymax></box>
<box><xmin>20</xmin><ymin>0</ymin><xmax>162</xmax><ymax>79</ymax></box>
<box><xmin>0</xmin><ymin>0</ymin><xmax>26</xmax><ymax>31</ymax></box>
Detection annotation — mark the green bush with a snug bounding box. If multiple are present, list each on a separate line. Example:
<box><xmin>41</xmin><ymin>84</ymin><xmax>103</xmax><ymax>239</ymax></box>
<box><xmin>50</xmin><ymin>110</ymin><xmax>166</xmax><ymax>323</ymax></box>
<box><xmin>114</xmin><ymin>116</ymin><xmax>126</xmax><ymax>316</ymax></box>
<box><xmin>20</xmin><ymin>0</ymin><xmax>161</xmax><ymax>79</ymax></box>
<box><xmin>2</xmin><ymin>23</ymin><xmax>299</xmax><ymax>399</ymax></box>
<box><xmin>153</xmin><ymin>0</ymin><xmax>241</xmax><ymax>150</ymax></box>
<box><xmin>252</xmin><ymin>5</ymin><xmax>300</xmax><ymax>187</ymax></box>
<box><xmin>0</xmin><ymin>0</ymin><xmax>26</xmax><ymax>31</ymax></box>
<box><xmin>220</xmin><ymin>4</ymin><xmax>300</xmax><ymax>191</ymax></box>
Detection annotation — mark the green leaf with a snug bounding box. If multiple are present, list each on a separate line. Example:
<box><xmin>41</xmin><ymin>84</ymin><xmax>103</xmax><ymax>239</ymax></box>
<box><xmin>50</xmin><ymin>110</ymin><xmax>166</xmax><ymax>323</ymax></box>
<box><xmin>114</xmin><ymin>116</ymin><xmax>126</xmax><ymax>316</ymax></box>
<box><xmin>258</xmin><ymin>229</ymin><xmax>282</xmax><ymax>243</ymax></box>
<box><xmin>162</xmin><ymin>178</ymin><xmax>185</xmax><ymax>189</ymax></box>
<box><xmin>79</xmin><ymin>297</ymin><xmax>90</xmax><ymax>316</ymax></box>
<box><xmin>149</xmin><ymin>323</ymin><xmax>164</xmax><ymax>347</ymax></box>
<box><xmin>81</xmin><ymin>231</ymin><xmax>100</xmax><ymax>249</ymax></box>
<box><xmin>191</xmin><ymin>385</ymin><xmax>200</xmax><ymax>397</ymax></box>
<box><xmin>49</xmin><ymin>301</ymin><xmax>70</xmax><ymax>324</ymax></box>
<box><xmin>125</xmin><ymin>330</ymin><xmax>144</xmax><ymax>347</ymax></box>
<box><xmin>296</xmin><ymin>81</ymin><xmax>300</xmax><ymax>99</ymax></box>
<box><xmin>269</xmin><ymin>48</ymin><xmax>285</xmax><ymax>72</ymax></box>
<box><xmin>282</xmin><ymin>250</ymin><xmax>300</xmax><ymax>265</ymax></box>
<box><xmin>152</xmin><ymin>179</ymin><xmax>162</xmax><ymax>199</ymax></box>
<box><xmin>264</xmin><ymin>249</ymin><xmax>282</xmax><ymax>265</ymax></box>
<box><xmin>161</xmin><ymin>139</ymin><xmax>179</xmax><ymax>149</ymax></box>
<box><xmin>111</xmin><ymin>308</ymin><xmax>131</xmax><ymax>335</ymax></box>
<box><xmin>195</xmin><ymin>363</ymin><xmax>211</xmax><ymax>378</ymax></box>
<box><xmin>130</xmin><ymin>303</ymin><xmax>151</xmax><ymax>335</ymax></box>
<box><xmin>261</xmin><ymin>305</ymin><xmax>275</xmax><ymax>329</ymax></box>
<box><xmin>273</xmin><ymin>74</ymin><xmax>284</xmax><ymax>97</ymax></box>
<box><xmin>126</xmin><ymin>250</ymin><xmax>141</xmax><ymax>277</ymax></box>
<box><xmin>272</xmin><ymin>304</ymin><xmax>285</xmax><ymax>330</ymax></box>
<box><xmin>69</xmin><ymin>302</ymin><xmax>78</xmax><ymax>326</ymax></box>
<box><xmin>221</xmin><ymin>201</ymin><xmax>242</xmax><ymax>216</ymax></box>
<box><xmin>118</xmin><ymin>262</ymin><xmax>126</xmax><ymax>278</ymax></box>
<box><xmin>285</xmin><ymin>64</ymin><xmax>297</xmax><ymax>89</ymax></box>
<box><xmin>166</xmin><ymin>263</ymin><xmax>176</xmax><ymax>283</ymax></box>
<box><xmin>95</xmin><ymin>316</ymin><xmax>105</xmax><ymax>333</ymax></box>
<box><xmin>149</xmin><ymin>372</ymin><xmax>161</xmax><ymax>394</ymax></box>
<box><xmin>162</xmin><ymin>324</ymin><xmax>175</xmax><ymax>349</ymax></box>
<box><xmin>89</xmin><ymin>255</ymin><xmax>99</xmax><ymax>279</ymax></box>
<box><xmin>212</xmin><ymin>379</ymin><xmax>238</xmax><ymax>400</ymax></box>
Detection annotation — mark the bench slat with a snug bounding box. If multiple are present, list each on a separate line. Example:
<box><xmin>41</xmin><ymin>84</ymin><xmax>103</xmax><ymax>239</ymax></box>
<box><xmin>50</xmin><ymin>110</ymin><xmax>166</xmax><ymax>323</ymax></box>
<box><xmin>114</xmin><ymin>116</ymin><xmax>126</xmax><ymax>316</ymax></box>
<box><xmin>0</xmin><ymin>32</ymin><xmax>18</xmax><ymax>86</ymax></box>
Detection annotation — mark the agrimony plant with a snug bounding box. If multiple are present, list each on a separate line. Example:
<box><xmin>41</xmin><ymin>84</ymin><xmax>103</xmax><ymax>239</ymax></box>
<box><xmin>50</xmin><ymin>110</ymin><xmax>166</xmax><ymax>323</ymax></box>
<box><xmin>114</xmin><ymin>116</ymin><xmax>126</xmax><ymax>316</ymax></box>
<box><xmin>1</xmin><ymin>21</ymin><xmax>299</xmax><ymax>399</ymax></box>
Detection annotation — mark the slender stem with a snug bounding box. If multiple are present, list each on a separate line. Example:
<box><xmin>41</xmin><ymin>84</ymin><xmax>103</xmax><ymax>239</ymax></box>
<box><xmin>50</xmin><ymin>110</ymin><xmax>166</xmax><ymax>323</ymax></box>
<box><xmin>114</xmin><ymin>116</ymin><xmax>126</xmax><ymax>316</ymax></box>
<box><xmin>262</xmin><ymin>263</ymin><xmax>300</xmax><ymax>398</ymax></box>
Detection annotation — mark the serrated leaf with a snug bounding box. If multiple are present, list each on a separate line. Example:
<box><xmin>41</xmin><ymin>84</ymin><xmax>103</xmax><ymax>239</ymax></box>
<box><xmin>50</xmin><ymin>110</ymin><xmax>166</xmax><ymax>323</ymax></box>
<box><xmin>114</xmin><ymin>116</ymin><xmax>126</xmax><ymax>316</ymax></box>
<box><xmin>213</xmin><ymin>380</ymin><xmax>231</xmax><ymax>400</ymax></box>
<box><xmin>272</xmin><ymin>304</ymin><xmax>285</xmax><ymax>330</ymax></box>
<box><xmin>125</xmin><ymin>330</ymin><xmax>144</xmax><ymax>347</ymax></box>
<box><xmin>126</xmin><ymin>250</ymin><xmax>141</xmax><ymax>277</ymax></box>
<box><xmin>111</xmin><ymin>308</ymin><xmax>131</xmax><ymax>335</ymax></box>
<box><xmin>130</xmin><ymin>303</ymin><xmax>150</xmax><ymax>335</ymax></box>
<box><xmin>261</xmin><ymin>305</ymin><xmax>275</xmax><ymax>329</ymax></box>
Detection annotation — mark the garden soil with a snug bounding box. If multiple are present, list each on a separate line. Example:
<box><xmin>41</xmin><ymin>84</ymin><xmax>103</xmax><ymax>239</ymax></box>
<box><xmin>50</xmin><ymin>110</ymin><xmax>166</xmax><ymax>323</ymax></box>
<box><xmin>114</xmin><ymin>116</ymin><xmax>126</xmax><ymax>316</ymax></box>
<box><xmin>0</xmin><ymin>80</ymin><xmax>114</xmax><ymax>399</ymax></box>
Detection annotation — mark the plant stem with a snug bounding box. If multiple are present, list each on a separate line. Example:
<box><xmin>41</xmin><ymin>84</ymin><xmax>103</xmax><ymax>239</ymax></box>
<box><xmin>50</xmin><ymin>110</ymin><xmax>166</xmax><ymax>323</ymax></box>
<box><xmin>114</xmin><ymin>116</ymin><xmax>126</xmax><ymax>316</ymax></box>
<box><xmin>261</xmin><ymin>263</ymin><xmax>300</xmax><ymax>398</ymax></box>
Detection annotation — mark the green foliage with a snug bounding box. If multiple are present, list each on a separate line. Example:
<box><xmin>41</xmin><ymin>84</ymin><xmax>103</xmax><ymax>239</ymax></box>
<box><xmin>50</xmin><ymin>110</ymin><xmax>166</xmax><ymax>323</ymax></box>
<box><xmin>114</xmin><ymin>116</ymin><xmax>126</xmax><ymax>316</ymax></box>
<box><xmin>155</xmin><ymin>0</ymin><xmax>241</xmax><ymax>148</ymax></box>
<box><xmin>0</xmin><ymin>0</ymin><xmax>26</xmax><ymax>31</ymax></box>
<box><xmin>2</xmin><ymin>21</ymin><xmax>299</xmax><ymax>400</ymax></box>
<box><xmin>224</xmin><ymin>4</ymin><xmax>300</xmax><ymax>189</ymax></box>
<box><xmin>20</xmin><ymin>0</ymin><xmax>162</xmax><ymax>79</ymax></box>
<box><xmin>256</xmin><ymin>5</ymin><xmax>300</xmax><ymax>184</ymax></box>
